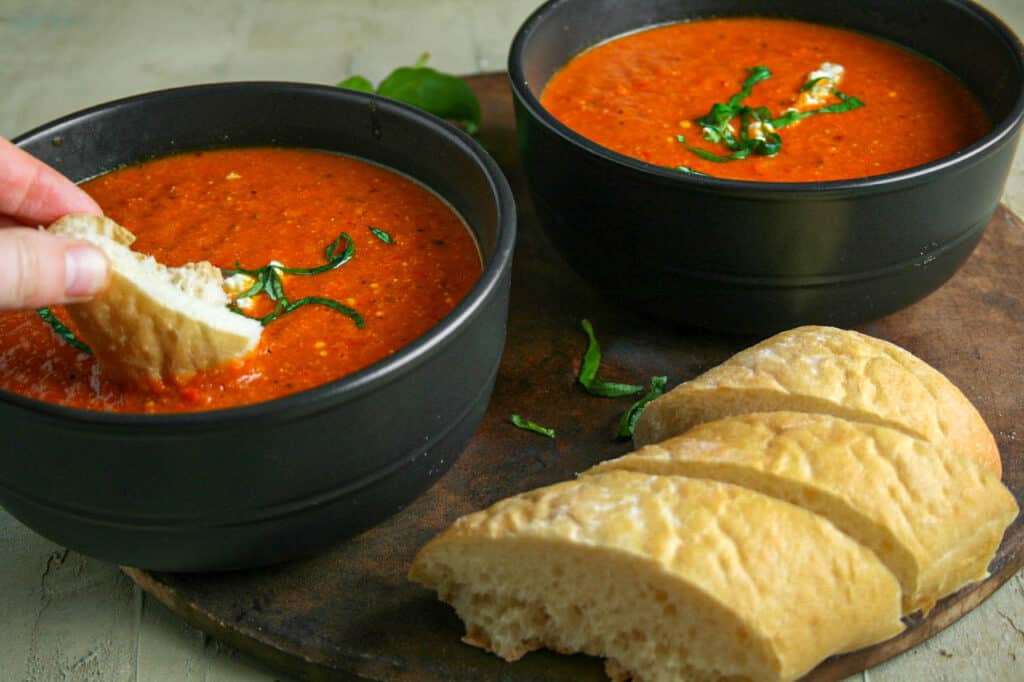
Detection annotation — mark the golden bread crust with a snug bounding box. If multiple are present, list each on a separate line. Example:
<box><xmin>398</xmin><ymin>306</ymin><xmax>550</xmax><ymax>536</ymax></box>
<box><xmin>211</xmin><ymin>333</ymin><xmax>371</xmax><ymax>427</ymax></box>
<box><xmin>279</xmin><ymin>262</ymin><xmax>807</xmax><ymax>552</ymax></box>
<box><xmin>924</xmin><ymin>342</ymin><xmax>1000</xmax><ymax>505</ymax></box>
<box><xmin>633</xmin><ymin>326</ymin><xmax>1001</xmax><ymax>476</ymax></box>
<box><xmin>410</xmin><ymin>471</ymin><xmax>904</xmax><ymax>682</ymax></box>
<box><xmin>593</xmin><ymin>411</ymin><xmax>1018</xmax><ymax>614</ymax></box>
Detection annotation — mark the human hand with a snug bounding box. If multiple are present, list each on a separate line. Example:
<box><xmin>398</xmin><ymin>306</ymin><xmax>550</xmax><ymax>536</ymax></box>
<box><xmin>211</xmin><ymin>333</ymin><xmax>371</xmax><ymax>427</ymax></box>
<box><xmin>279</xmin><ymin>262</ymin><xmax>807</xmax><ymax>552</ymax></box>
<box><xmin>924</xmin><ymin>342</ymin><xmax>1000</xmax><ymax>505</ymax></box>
<box><xmin>0</xmin><ymin>136</ymin><xmax>110</xmax><ymax>310</ymax></box>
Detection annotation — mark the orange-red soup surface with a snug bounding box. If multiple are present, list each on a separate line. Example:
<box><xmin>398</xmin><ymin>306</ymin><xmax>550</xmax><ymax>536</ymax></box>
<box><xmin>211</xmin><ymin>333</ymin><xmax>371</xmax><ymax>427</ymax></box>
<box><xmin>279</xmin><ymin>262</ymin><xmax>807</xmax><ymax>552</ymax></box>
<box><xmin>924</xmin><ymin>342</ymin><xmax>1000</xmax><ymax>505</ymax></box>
<box><xmin>0</xmin><ymin>148</ymin><xmax>481</xmax><ymax>413</ymax></box>
<box><xmin>541</xmin><ymin>17</ymin><xmax>990</xmax><ymax>182</ymax></box>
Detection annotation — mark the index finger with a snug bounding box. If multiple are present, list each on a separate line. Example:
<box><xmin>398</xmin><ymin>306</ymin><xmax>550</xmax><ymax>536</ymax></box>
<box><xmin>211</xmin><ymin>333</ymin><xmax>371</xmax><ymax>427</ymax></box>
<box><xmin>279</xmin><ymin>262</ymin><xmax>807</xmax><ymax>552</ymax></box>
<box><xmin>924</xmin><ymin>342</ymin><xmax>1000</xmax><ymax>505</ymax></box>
<box><xmin>0</xmin><ymin>137</ymin><xmax>102</xmax><ymax>226</ymax></box>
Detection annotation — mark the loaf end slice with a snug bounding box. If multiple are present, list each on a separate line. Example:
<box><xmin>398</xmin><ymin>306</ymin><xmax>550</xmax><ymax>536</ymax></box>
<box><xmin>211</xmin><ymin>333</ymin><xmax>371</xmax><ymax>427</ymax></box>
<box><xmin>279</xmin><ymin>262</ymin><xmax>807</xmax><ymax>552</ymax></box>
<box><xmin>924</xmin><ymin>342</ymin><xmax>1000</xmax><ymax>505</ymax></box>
<box><xmin>410</xmin><ymin>470</ymin><xmax>904</xmax><ymax>682</ymax></box>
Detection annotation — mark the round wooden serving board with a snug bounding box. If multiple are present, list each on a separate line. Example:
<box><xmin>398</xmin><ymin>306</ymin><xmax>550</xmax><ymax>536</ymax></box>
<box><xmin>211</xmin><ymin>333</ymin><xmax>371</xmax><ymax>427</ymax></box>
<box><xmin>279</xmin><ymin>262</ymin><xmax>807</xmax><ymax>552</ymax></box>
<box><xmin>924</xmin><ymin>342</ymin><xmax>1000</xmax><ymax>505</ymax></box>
<box><xmin>123</xmin><ymin>74</ymin><xmax>1024</xmax><ymax>682</ymax></box>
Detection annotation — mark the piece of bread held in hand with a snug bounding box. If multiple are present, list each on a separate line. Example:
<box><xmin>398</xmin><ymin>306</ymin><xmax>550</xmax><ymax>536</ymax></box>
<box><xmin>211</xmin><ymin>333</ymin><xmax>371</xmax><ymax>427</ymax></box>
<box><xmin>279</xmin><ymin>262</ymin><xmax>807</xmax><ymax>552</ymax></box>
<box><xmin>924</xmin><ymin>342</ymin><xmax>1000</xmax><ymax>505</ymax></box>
<box><xmin>590</xmin><ymin>411</ymin><xmax>1019</xmax><ymax>615</ymax></box>
<box><xmin>634</xmin><ymin>325</ymin><xmax>1002</xmax><ymax>477</ymax></box>
<box><xmin>409</xmin><ymin>470</ymin><xmax>904</xmax><ymax>682</ymax></box>
<box><xmin>48</xmin><ymin>214</ymin><xmax>263</xmax><ymax>387</ymax></box>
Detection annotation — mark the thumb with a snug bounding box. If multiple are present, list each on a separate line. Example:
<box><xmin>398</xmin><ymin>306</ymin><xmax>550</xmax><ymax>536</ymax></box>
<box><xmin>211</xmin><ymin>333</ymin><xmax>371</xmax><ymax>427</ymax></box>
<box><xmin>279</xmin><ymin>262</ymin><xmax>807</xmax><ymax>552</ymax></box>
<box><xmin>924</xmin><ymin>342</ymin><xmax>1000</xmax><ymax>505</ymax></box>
<box><xmin>0</xmin><ymin>228</ymin><xmax>110</xmax><ymax>310</ymax></box>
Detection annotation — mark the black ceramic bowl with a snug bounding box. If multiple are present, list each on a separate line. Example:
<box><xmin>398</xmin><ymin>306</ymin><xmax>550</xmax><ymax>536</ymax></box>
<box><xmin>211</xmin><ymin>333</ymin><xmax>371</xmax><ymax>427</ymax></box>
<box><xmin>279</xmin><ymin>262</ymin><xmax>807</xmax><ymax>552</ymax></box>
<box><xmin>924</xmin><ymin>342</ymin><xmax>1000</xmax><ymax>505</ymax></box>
<box><xmin>1</xmin><ymin>83</ymin><xmax>515</xmax><ymax>571</ymax></box>
<box><xmin>510</xmin><ymin>0</ymin><xmax>1024</xmax><ymax>334</ymax></box>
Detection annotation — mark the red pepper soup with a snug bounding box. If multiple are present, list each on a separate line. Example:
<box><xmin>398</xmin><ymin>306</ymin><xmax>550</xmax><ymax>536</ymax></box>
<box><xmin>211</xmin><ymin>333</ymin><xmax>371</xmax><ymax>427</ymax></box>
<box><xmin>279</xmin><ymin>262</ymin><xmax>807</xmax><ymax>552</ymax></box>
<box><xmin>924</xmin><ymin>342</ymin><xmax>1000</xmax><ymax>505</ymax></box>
<box><xmin>541</xmin><ymin>17</ymin><xmax>990</xmax><ymax>182</ymax></box>
<box><xmin>0</xmin><ymin>148</ymin><xmax>481</xmax><ymax>413</ymax></box>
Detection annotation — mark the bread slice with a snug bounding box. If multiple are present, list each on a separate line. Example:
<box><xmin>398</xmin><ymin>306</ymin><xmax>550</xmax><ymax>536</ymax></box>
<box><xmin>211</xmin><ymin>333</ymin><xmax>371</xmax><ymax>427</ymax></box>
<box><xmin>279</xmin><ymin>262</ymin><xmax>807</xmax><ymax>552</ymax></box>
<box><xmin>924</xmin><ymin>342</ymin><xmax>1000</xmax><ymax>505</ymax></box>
<box><xmin>409</xmin><ymin>470</ymin><xmax>904</xmax><ymax>682</ymax></box>
<box><xmin>590</xmin><ymin>412</ymin><xmax>1019</xmax><ymax>615</ymax></box>
<box><xmin>48</xmin><ymin>214</ymin><xmax>263</xmax><ymax>386</ymax></box>
<box><xmin>634</xmin><ymin>326</ymin><xmax>1001</xmax><ymax>476</ymax></box>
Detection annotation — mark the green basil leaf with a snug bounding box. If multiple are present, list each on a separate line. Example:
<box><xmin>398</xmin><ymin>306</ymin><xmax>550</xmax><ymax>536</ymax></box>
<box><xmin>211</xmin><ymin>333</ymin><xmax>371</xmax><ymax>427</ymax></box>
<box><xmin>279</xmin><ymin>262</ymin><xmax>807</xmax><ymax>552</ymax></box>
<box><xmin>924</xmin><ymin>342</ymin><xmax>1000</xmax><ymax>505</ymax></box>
<box><xmin>337</xmin><ymin>75</ymin><xmax>375</xmax><ymax>93</ymax></box>
<box><xmin>578</xmin><ymin>319</ymin><xmax>643</xmax><ymax>397</ymax></box>
<box><xmin>728</xmin><ymin>65</ymin><xmax>772</xmax><ymax>107</ymax></box>
<box><xmin>510</xmin><ymin>414</ymin><xmax>556</xmax><ymax>439</ymax></box>
<box><xmin>37</xmin><ymin>308</ymin><xmax>92</xmax><ymax>354</ymax></box>
<box><xmin>223</xmin><ymin>261</ymin><xmax>262</xmax><ymax>277</ymax></box>
<box><xmin>256</xmin><ymin>300</ymin><xmax>288</xmax><ymax>326</ymax></box>
<box><xmin>235</xmin><ymin>271</ymin><xmax>265</xmax><ymax>300</ymax></box>
<box><xmin>800</xmin><ymin>76</ymin><xmax>828</xmax><ymax>92</ymax></box>
<box><xmin>377</xmin><ymin>66</ymin><xmax>481</xmax><ymax>134</ymax></box>
<box><xmin>324</xmin><ymin>232</ymin><xmax>355</xmax><ymax>263</ymax></box>
<box><xmin>697</xmin><ymin>102</ymin><xmax>737</xmax><ymax>133</ymax></box>
<box><xmin>224</xmin><ymin>233</ymin><xmax>362</xmax><ymax>329</ymax></box>
<box><xmin>586</xmin><ymin>378</ymin><xmax>648</xmax><ymax>398</ymax></box>
<box><xmin>337</xmin><ymin>55</ymin><xmax>481</xmax><ymax>134</ymax></box>
<box><xmin>677</xmin><ymin>135</ymin><xmax>751</xmax><ymax>163</ymax></box>
<box><xmin>685</xmin><ymin>65</ymin><xmax>864</xmax><ymax>167</ymax></box>
<box><xmin>369</xmin><ymin>226</ymin><xmax>395</xmax><ymax>244</ymax></box>
<box><xmin>772</xmin><ymin>92</ymin><xmax>864</xmax><ymax>129</ymax></box>
<box><xmin>265</xmin><ymin>268</ymin><xmax>286</xmax><ymax>301</ymax></box>
<box><xmin>770</xmin><ymin>110</ymin><xmax>808</xmax><ymax>129</ymax></box>
<box><xmin>616</xmin><ymin>376</ymin><xmax>668</xmax><ymax>439</ymax></box>
<box><xmin>279</xmin><ymin>232</ymin><xmax>354</xmax><ymax>276</ymax></box>
<box><xmin>819</xmin><ymin>91</ymin><xmax>864</xmax><ymax>113</ymax></box>
<box><xmin>578</xmin><ymin>318</ymin><xmax>602</xmax><ymax>388</ymax></box>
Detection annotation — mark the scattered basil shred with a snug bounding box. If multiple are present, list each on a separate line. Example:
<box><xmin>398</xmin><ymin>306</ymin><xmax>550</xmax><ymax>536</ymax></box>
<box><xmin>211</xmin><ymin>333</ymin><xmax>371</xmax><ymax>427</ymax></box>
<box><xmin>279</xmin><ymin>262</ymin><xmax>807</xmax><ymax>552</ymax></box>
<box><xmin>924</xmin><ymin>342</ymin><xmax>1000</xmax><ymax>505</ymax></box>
<box><xmin>578</xmin><ymin>319</ymin><xmax>643</xmax><ymax>398</ymax></box>
<box><xmin>225</xmin><ymin>232</ymin><xmax>364</xmax><ymax>328</ymax></box>
<box><xmin>338</xmin><ymin>53</ymin><xmax>481</xmax><ymax>134</ymax></box>
<box><xmin>337</xmin><ymin>75</ymin><xmax>374</xmax><ymax>93</ymax></box>
<box><xmin>37</xmin><ymin>308</ymin><xmax>92</xmax><ymax>354</ymax></box>
<box><xmin>679</xmin><ymin>65</ymin><xmax>864</xmax><ymax>166</ymax></box>
<box><xmin>510</xmin><ymin>414</ymin><xmax>556</xmax><ymax>439</ymax></box>
<box><xmin>769</xmin><ymin>91</ymin><xmax>864</xmax><ymax>130</ymax></box>
<box><xmin>369</xmin><ymin>226</ymin><xmax>394</xmax><ymax>245</ymax></box>
<box><xmin>616</xmin><ymin>375</ymin><xmax>668</xmax><ymax>439</ymax></box>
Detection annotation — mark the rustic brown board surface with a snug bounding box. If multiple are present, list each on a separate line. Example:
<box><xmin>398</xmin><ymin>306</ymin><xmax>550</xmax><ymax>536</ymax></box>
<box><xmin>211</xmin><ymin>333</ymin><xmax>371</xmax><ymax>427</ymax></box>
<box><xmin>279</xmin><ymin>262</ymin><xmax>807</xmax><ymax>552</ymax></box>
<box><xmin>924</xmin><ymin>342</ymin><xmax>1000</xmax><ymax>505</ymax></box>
<box><xmin>124</xmin><ymin>73</ymin><xmax>1024</xmax><ymax>682</ymax></box>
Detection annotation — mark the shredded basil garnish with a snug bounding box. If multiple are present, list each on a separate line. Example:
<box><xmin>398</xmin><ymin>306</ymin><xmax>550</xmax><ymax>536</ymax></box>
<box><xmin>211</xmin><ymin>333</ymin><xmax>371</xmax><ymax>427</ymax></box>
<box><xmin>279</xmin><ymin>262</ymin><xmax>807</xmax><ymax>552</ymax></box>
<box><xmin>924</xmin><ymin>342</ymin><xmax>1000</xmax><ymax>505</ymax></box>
<box><xmin>369</xmin><ymin>226</ymin><xmax>394</xmax><ymax>245</ymax></box>
<box><xmin>225</xmin><ymin>232</ymin><xmax>363</xmax><ymax>328</ymax></box>
<box><xmin>770</xmin><ymin>91</ymin><xmax>864</xmax><ymax>130</ymax></box>
<box><xmin>679</xmin><ymin>65</ymin><xmax>864</xmax><ymax>167</ymax></box>
<box><xmin>678</xmin><ymin>134</ymin><xmax>752</xmax><ymax>163</ymax></box>
<box><xmin>510</xmin><ymin>414</ymin><xmax>556</xmax><ymax>439</ymax></box>
<box><xmin>616</xmin><ymin>375</ymin><xmax>668</xmax><ymax>439</ymax></box>
<box><xmin>578</xmin><ymin>319</ymin><xmax>643</xmax><ymax>398</ymax></box>
<box><xmin>727</xmin><ymin>65</ymin><xmax>773</xmax><ymax>107</ymax></box>
<box><xmin>254</xmin><ymin>296</ymin><xmax>364</xmax><ymax>328</ymax></box>
<box><xmin>37</xmin><ymin>307</ymin><xmax>92</xmax><ymax>354</ymax></box>
<box><xmin>226</xmin><ymin>231</ymin><xmax>354</xmax><ymax>284</ymax></box>
<box><xmin>800</xmin><ymin>76</ymin><xmax>828</xmax><ymax>93</ymax></box>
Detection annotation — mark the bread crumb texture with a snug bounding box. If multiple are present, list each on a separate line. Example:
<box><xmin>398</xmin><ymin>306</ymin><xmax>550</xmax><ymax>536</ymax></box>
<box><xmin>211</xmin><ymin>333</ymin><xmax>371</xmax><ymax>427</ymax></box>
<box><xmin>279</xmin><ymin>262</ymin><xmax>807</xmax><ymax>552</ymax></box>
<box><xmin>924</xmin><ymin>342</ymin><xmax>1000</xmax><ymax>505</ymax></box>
<box><xmin>47</xmin><ymin>214</ymin><xmax>262</xmax><ymax>386</ymax></box>
<box><xmin>633</xmin><ymin>326</ymin><xmax>1001</xmax><ymax>476</ymax></box>
<box><xmin>410</xmin><ymin>471</ymin><xmax>904</xmax><ymax>682</ymax></box>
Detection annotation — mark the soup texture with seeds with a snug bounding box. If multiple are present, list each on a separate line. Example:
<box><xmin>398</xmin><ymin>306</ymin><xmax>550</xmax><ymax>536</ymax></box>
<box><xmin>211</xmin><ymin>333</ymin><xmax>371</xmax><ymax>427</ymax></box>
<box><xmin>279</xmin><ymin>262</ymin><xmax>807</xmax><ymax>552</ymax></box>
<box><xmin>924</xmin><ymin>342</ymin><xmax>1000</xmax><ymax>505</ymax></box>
<box><xmin>0</xmin><ymin>148</ymin><xmax>481</xmax><ymax>413</ymax></box>
<box><xmin>540</xmin><ymin>17</ymin><xmax>990</xmax><ymax>182</ymax></box>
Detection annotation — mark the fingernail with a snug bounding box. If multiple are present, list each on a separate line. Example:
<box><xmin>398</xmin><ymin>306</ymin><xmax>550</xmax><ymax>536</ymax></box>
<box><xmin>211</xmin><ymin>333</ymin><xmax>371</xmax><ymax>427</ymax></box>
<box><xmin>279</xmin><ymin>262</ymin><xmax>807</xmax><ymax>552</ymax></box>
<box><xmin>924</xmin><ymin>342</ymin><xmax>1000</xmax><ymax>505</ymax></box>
<box><xmin>64</xmin><ymin>245</ymin><xmax>109</xmax><ymax>299</ymax></box>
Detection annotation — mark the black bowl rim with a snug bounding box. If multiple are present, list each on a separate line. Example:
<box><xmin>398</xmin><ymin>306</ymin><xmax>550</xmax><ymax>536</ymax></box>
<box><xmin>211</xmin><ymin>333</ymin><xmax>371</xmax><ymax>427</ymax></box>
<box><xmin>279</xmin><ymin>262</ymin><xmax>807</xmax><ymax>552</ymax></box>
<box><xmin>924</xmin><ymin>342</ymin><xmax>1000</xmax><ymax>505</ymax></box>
<box><xmin>5</xmin><ymin>81</ymin><xmax>516</xmax><ymax>429</ymax></box>
<box><xmin>508</xmin><ymin>0</ymin><xmax>1024</xmax><ymax>196</ymax></box>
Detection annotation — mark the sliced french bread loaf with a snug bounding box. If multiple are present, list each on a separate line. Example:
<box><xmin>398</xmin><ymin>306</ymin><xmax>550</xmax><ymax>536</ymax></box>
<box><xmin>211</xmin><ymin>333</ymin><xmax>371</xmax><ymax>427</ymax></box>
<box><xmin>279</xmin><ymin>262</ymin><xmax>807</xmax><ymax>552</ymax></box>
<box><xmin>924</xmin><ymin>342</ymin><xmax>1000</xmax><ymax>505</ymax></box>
<box><xmin>409</xmin><ymin>470</ymin><xmax>904</xmax><ymax>682</ymax></box>
<box><xmin>633</xmin><ymin>326</ymin><xmax>1001</xmax><ymax>476</ymax></box>
<box><xmin>590</xmin><ymin>411</ymin><xmax>1018</xmax><ymax>615</ymax></box>
<box><xmin>48</xmin><ymin>214</ymin><xmax>262</xmax><ymax>386</ymax></box>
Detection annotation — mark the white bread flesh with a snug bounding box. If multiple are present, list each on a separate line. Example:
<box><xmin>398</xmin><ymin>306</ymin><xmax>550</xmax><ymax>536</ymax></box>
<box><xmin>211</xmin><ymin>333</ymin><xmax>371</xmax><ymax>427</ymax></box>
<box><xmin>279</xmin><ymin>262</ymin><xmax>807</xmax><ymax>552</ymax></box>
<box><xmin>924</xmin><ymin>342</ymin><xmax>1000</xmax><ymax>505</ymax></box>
<box><xmin>590</xmin><ymin>411</ymin><xmax>1019</xmax><ymax>615</ymax></box>
<box><xmin>409</xmin><ymin>470</ymin><xmax>904</xmax><ymax>682</ymax></box>
<box><xmin>48</xmin><ymin>214</ymin><xmax>263</xmax><ymax>386</ymax></box>
<box><xmin>633</xmin><ymin>325</ymin><xmax>1001</xmax><ymax>477</ymax></box>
